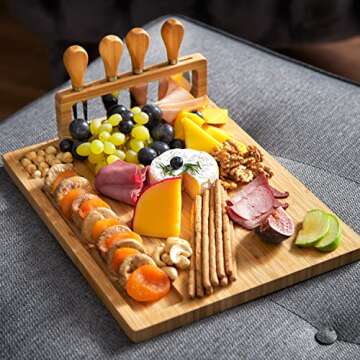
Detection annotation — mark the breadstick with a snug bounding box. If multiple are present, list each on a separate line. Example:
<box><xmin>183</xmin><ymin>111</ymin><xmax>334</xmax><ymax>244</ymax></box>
<box><xmin>209</xmin><ymin>186</ymin><xmax>219</xmax><ymax>287</ymax></box>
<box><xmin>188</xmin><ymin>206</ymin><xmax>196</xmax><ymax>299</ymax></box>
<box><xmin>215</xmin><ymin>180</ymin><xmax>226</xmax><ymax>283</ymax></box>
<box><xmin>202</xmin><ymin>189</ymin><xmax>211</xmax><ymax>291</ymax></box>
<box><xmin>230</xmin><ymin>221</ymin><xmax>237</xmax><ymax>282</ymax></box>
<box><xmin>195</xmin><ymin>195</ymin><xmax>204</xmax><ymax>297</ymax></box>
<box><xmin>222</xmin><ymin>187</ymin><xmax>234</xmax><ymax>279</ymax></box>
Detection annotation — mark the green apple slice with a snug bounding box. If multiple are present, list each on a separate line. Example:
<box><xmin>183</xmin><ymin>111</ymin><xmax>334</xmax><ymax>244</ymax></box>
<box><xmin>295</xmin><ymin>209</ymin><xmax>329</xmax><ymax>247</ymax></box>
<box><xmin>315</xmin><ymin>214</ymin><xmax>341</xmax><ymax>252</ymax></box>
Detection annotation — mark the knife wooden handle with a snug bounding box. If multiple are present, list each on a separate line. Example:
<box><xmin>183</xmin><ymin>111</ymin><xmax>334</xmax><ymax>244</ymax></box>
<box><xmin>125</xmin><ymin>28</ymin><xmax>150</xmax><ymax>74</ymax></box>
<box><xmin>63</xmin><ymin>45</ymin><xmax>88</xmax><ymax>91</ymax></box>
<box><xmin>99</xmin><ymin>35</ymin><xmax>123</xmax><ymax>81</ymax></box>
<box><xmin>161</xmin><ymin>18</ymin><xmax>184</xmax><ymax>65</ymax></box>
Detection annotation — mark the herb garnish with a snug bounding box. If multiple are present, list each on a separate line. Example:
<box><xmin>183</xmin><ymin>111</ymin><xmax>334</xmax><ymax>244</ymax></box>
<box><xmin>159</xmin><ymin>161</ymin><xmax>202</xmax><ymax>176</ymax></box>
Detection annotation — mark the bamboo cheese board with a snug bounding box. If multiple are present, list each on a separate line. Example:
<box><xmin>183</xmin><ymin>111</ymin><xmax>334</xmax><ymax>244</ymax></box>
<box><xmin>3</xmin><ymin>18</ymin><xmax>360</xmax><ymax>342</ymax></box>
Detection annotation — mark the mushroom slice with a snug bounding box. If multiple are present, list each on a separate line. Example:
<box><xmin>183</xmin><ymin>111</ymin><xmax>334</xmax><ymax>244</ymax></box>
<box><xmin>169</xmin><ymin>243</ymin><xmax>192</xmax><ymax>270</ymax></box>
<box><xmin>118</xmin><ymin>254</ymin><xmax>155</xmax><ymax>288</ymax></box>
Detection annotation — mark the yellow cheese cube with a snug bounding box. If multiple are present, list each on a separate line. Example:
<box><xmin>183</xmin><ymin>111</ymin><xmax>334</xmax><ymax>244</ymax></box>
<box><xmin>203</xmin><ymin>125</ymin><xmax>231</xmax><ymax>143</ymax></box>
<box><xmin>202</xmin><ymin>108</ymin><xmax>228</xmax><ymax>125</ymax></box>
<box><xmin>183</xmin><ymin>118</ymin><xmax>221</xmax><ymax>153</ymax></box>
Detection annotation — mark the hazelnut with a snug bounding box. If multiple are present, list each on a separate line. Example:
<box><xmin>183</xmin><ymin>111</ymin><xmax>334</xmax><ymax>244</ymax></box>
<box><xmin>56</xmin><ymin>152</ymin><xmax>63</xmax><ymax>160</ymax></box>
<box><xmin>25</xmin><ymin>151</ymin><xmax>37</xmax><ymax>161</ymax></box>
<box><xmin>20</xmin><ymin>158</ymin><xmax>31</xmax><ymax>167</ymax></box>
<box><xmin>45</xmin><ymin>154</ymin><xmax>56</xmax><ymax>163</ymax></box>
<box><xmin>39</xmin><ymin>161</ymin><xmax>49</xmax><ymax>170</ymax></box>
<box><xmin>26</xmin><ymin>164</ymin><xmax>37</xmax><ymax>175</ymax></box>
<box><xmin>34</xmin><ymin>155</ymin><xmax>45</xmax><ymax>165</ymax></box>
<box><xmin>45</xmin><ymin>145</ymin><xmax>57</xmax><ymax>155</ymax></box>
<box><xmin>49</xmin><ymin>159</ymin><xmax>62</xmax><ymax>166</ymax></box>
<box><xmin>62</xmin><ymin>152</ymin><xmax>73</xmax><ymax>163</ymax></box>
<box><xmin>37</xmin><ymin>149</ymin><xmax>46</xmax><ymax>157</ymax></box>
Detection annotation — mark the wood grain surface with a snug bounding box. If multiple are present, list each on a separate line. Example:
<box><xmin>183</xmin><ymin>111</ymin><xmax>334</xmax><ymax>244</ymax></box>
<box><xmin>3</xmin><ymin>110</ymin><xmax>360</xmax><ymax>342</ymax></box>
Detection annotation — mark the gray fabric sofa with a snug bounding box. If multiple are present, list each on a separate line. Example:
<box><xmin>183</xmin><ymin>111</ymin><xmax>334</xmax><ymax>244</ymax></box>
<box><xmin>1</xmin><ymin>16</ymin><xmax>359</xmax><ymax>359</ymax></box>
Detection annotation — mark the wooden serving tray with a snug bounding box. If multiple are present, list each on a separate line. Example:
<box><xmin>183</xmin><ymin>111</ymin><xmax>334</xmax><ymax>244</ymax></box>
<box><xmin>3</xmin><ymin>112</ymin><xmax>360</xmax><ymax>342</ymax></box>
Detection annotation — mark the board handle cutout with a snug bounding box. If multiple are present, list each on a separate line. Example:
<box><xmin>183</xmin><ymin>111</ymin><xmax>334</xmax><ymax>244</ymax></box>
<box><xmin>161</xmin><ymin>18</ymin><xmax>184</xmax><ymax>65</ymax></box>
<box><xmin>125</xmin><ymin>28</ymin><xmax>150</xmax><ymax>74</ymax></box>
<box><xmin>99</xmin><ymin>35</ymin><xmax>123</xmax><ymax>81</ymax></box>
<box><xmin>63</xmin><ymin>45</ymin><xmax>88</xmax><ymax>91</ymax></box>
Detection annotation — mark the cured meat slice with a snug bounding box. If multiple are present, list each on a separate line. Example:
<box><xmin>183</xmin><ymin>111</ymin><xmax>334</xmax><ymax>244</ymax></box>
<box><xmin>269</xmin><ymin>185</ymin><xmax>289</xmax><ymax>199</ymax></box>
<box><xmin>230</xmin><ymin>186</ymin><xmax>274</xmax><ymax>220</ymax></box>
<box><xmin>227</xmin><ymin>207</ymin><xmax>274</xmax><ymax>230</ymax></box>
<box><xmin>155</xmin><ymin>78</ymin><xmax>208</xmax><ymax>122</ymax></box>
<box><xmin>95</xmin><ymin>160</ymin><xmax>148</xmax><ymax>205</ymax></box>
<box><xmin>226</xmin><ymin>174</ymin><xmax>292</xmax><ymax>231</ymax></box>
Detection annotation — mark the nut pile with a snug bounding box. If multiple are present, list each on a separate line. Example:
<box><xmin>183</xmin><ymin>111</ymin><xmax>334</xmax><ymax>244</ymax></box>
<box><xmin>152</xmin><ymin>237</ymin><xmax>192</xmax><ymax>281</ymax></box>
<box><xmin>20</xmin><ymin>145</ymin><xmax>73</xmax><ymax>178</ymax></box>
<box><xmin>211</xmin><ymin>139</ymin><xmax>273</xmax><ymax>190</ymax></box>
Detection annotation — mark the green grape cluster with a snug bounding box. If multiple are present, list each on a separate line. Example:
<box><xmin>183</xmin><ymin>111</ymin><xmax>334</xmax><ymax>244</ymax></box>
<box><xmin>76</xmin><ymin>107</ymin><xmax>152</xmax><ymax>173</ymax></box>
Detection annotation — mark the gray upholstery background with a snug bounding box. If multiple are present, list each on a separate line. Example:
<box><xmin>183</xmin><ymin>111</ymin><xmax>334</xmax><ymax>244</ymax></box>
<box><xmin>1</xmin><ymin>16</ymin><xmax>359</xmax><ymax>359</ymax></box>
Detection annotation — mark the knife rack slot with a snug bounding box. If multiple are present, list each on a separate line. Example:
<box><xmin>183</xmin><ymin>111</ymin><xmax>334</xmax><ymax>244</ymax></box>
<box><xmin>55</xmin><ymin>53</ymin><xmax>207</xmax><ymax>138</ymax></box>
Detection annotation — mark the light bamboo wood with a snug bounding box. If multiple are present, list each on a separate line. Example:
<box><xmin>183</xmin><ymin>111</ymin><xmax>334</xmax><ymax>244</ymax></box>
<box><xmin>161</xmin><ymin>18</ymin><xmax>184</xmax><ymax>65</ymax></box>
<box><xmin>125</xmin><ymin>28</ymin><xmax>150</xmax><ymax>74</ymax></box>
<box><xmin>4</xmin><ymin>105</ymin><xmax>360</xmax><ymax>342</ymax></box>
<box><xmin>99</xmin><ymin>35</ymin><xmax>123</xmax><ymax>81</ymax></box>
<box><xmin>55</xmin><ymin>53</ymin><xmax>207</xmax><ymax>137</ymax></box>
<box><xmin>63</xmin><ymin>45</ymin><xmax>88</xmax><ymax>91</ymax></box>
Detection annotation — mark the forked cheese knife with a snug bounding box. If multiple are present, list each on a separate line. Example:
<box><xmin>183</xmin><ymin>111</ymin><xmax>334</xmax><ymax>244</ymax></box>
<box><xmin>125</xmin><ymin>28</ymin><xmax>150</xmax><ymax>107</ymax></box>
<box><xmin>63</xmin><ymin>45</ymin><xmax>89</xmax><ymax>120</ymax></box>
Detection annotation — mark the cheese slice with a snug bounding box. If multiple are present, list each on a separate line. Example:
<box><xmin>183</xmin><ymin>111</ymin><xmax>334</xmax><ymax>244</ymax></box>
<box><xmin>150</xmin><ymin>149</ymin><xmax>219</xmax><ymax>198</ymax></box>
<box><xmin>183</xmin><ymin>118</ymin><xmax>221</xmax><ymax>153</ymax></box>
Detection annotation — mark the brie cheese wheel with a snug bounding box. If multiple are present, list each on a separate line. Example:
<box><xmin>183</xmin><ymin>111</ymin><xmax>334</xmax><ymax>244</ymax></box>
<box><xmin>149</xmin><ymin>149</ymin><xmax>219</xmax><ymax>198</ymax></box>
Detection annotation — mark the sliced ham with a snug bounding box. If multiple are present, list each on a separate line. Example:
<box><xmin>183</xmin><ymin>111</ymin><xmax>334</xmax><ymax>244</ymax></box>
<box><xmin>227</xmin><ymin>174</ymin><xmax>291</xmax><ymax>231</ymax></box>
<box><xmin>95</xmin><ymin>160</ymin><xmax>148</xmax><ymax>205</ymax></box>
<box><xmin>269</xmin><ymin>185</ymin><xmax>289</xmax><ymax>199</ymax></box>
<box><xmin>155</xmin><ymin>78</ymin><xmax>208</xmax><ymax>122</ymax></box>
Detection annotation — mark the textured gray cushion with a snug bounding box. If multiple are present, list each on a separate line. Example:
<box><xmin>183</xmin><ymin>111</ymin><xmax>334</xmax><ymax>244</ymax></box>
<box><xmin>1</xmin><ymin>16</ymin><xmax>359</xmax><ymax>360</ymax></box>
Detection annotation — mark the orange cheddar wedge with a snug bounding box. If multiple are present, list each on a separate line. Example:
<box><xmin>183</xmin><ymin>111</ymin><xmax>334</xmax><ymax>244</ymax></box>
<box><xmin>133</xmin><ymin>177</ymin><xmax>182</xmax><ymax>238</ymax></box>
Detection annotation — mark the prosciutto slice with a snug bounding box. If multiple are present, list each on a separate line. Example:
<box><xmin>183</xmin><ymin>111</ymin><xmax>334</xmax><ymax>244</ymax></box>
<box><xmin>155</xmin><ymin>78</ymin><xmax>208</xmax><ymax>122</ymax></box>
<box><xmin>227</xmin><ymin>174</ymin><xmax>290</xmax><ymax>230</ymax></box>
<box><xmin>95</xmin><ymin>160</ymin><xmax>148</xmax><ymax>205</ymax></box>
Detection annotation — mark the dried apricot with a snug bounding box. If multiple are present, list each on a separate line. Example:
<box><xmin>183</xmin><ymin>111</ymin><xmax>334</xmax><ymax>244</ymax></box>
<box><xmin>79</xmin><ymin>197</ymin><xmax>110</xmax><ymax>219</ymax></box>
<box><xmin>111</xmin><ymin>247</ymin><xmax>140</xmax><ymax>273</ymax></box>
<box><xmin>91</xmin><ymin>218</ymin><xmax>120</xmax><ymax>240</ymax></box>
<box><xmin>103</xmin><ymin>231</ymin><xmax>143</xmax><ymax>250</ymax></box>
<box><xmin>126</xmin><ymin>264</ymin><xmax>171</xmax><ymax>302</ymax></box>
<box><xmin>51</xmin><ymin>169</ymin><xmax>77</xmax><ymax>193</ymax></box>
<box><xmin>59</xmin><ymin>188</ymin><xmax>85</xmax><ymax>219</ymax></box>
